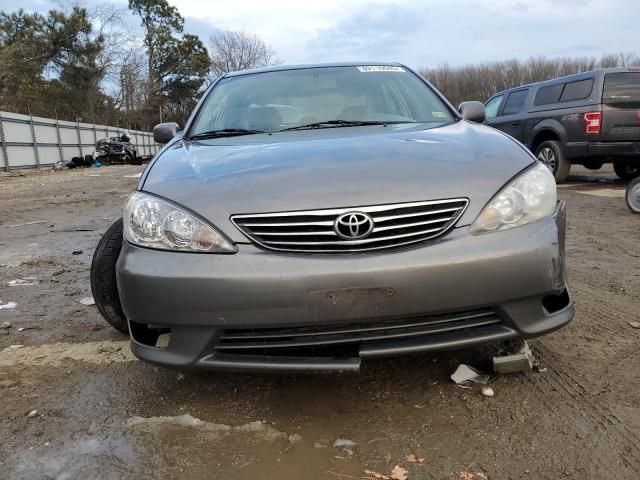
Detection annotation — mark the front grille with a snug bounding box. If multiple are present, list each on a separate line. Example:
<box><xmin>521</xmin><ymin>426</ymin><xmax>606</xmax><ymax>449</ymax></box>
<box><xmin>231</xmin><ymin>198</ymin><xmax>468</xmax><ymax>253</ymax></box>
<box><xmin>216</xmin><ymin>308</ymin><xmax>501</xmax><ymax>356</ymax></box>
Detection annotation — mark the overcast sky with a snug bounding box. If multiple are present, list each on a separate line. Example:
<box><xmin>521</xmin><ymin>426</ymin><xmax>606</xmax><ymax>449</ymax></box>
<box><xmin>5</xmin><ymin>0</ymin><xmax>639</xmax><ymax>68</ymax></box>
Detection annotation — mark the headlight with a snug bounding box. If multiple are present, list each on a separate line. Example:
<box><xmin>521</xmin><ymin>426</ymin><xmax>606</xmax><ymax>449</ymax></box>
<box><xmin>123</xmin><ymin>192</ymin><xmax>236</xmax><ymax>253</ymax></box>
<box><xmin>470</xmin><ymin>162</ymin><xmax>557</xmax><ymax>234</ymax></box>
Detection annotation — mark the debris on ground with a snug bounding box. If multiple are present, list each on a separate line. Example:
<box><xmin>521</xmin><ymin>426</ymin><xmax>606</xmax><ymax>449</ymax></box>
<box><xmin>7</xmin><ymin>220</ymin><xmax>45</xmax><ymax>228</ymax></box>
<box><xmin>450</xmin><ymin>471</ymin><xmax>488</xmax><ymax>480</ymax></box>
<box><xmin>364</xmin><ymin>469</ymin><xmax>391</xmax><ymax>479</ymax></box>
<box><xmin>363</xmin><ymin>464</ymin><xmax>409</xmax><ymax>480</ymax></box>
<box><xmin>124</xmin><ymin>173</ymin><xmax>143</xmax><ymax>178</ymax></box>
<box><xmin>405</xmin><ymin>454</ymin><xmax>425</xmax><ymax>464</ymax></box>
<box><xmin>26</xmin><ymin>410</ymin><xmax>38</xmax><ymax>418</ymax></box>
<box><xmin>72</xmin><ymin>250</ymin><xmax>83</xmax><ymax>255</ymax></box>
<box><xmin>54</xmin><ymin>160</ymin><xmax>76</xmax><ymax>170</ymax></box>
<box><xmin>96</xmin><ymin>344</ymin><xmax>122</xmax><ymax>354</ymax></box>
<box><xmin>390</xmin><ymin>465</ymin><xmax>408</xmax><ymax>480</ymax></box>
<box><xmin>176</xmin><ymin>372</ymin><xmax>185</xmax><ymax>381</ymax></box>
<box><xmin>493</xmin><ymin>341</ymin><xmax>534</xmax><ymax>374</ymax></box>
<box><xmin>79</xmin><ymin>297</ymin><xmax>95</xmax><ymax>306</ymax></box>
<box><xmin>533</xmin><ymin>363</ymin><xmax>547</xmax><ymax>373</ymax></box>
<box><xmin>17</xmin><ymin>327</ymin><xmax>39</xmax><ymax>332</ymax></box>
<box><xmin>451</xmin><ymin>364</ymin><xmax>490</xmax><ymax>385</ymax></box>
<box><xmin>341</xmin><ymin>447</ymin><xmax>354</xmax><ymax>457</ymax></box>
<box><xmin>5</xmin><ymin>345</ymin><xmax>24</xmax><ymax>350</ymax></box>
<box><xmin>288</xmin><ymin>433</ymin><xmax>303</xmax><ymax>443</ymax></box>
<box><xmin>0</xmin><ymin>301</ymin><xmax>17</xmax><ymax>310</ymax></box>
<box><xmin>629</xmin><ymin>321</ymin><xmax>640</xmax><ymax>329</ymax></box>
<box><xmin>481</xmin><ymin>387</ymin><xmax>495</xmax><ymax>397</ymax></box>
<box><xmin>7</xmin><ymin>278</ymin><xmax>38</xmax><ymax>287</ymax></box>
<box><xmin>1</xmin><ymin>322</ymin><xmax>11</xmax><ymax>329</ymax></box>
<box><xmin>333</xmin><ymin>438</ymin><xmax>356</xmax><ymax>448</ymax></box>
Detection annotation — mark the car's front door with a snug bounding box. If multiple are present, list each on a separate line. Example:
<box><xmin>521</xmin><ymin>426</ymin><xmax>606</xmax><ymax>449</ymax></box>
<box><xmin>484</xmin><ymin>94</ymin><xmax>504</xmax><ymax>126</ymax></box>
<box><xmin>486</xmin><ymin>89</ymin><xmax>530</xmax><ymax>142</ymax></box>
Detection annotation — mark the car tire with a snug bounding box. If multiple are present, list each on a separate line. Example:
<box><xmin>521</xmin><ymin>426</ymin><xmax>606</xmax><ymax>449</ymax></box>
<box><xmin>626</xmin><ymin>177</ymin><xmax>640</xmax><ymax>214</ymax></box>
<box><xmin>535</xmin><ymin>140</ymin><xmax>571</xmax><ymax>183</ymax></box>
<box><xmin>613</xmin><ymin>161</ymin><xmax>640</xmax><ymax>181</ymax></box>
<box><xmin>90</xmin><ymin>218</ymin><xmax>128</xmax><ymax>334</ymax></box>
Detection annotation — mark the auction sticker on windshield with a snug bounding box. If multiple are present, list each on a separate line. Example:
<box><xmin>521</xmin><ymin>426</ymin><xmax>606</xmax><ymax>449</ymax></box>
<box><xmin>357</xmin><ymin>66</ymin><xmax>405</xmax><ymax>72</ymax></box>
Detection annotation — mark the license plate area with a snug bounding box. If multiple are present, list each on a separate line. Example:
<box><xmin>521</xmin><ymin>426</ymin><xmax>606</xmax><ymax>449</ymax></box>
<box><xmin>309</xmin><ymin>287</ymin><xmax>399</xmax><ymax>322</ymax></box>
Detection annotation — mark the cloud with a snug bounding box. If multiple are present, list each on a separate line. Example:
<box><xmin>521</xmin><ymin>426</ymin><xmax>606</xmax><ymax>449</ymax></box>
<box><xmin>306</xmin><ymin>3</ymin><xmax>425</xmax><ymax>62</ymax></box>
<box><xmin>8</xmin><ymin>0</ymin><xmax>640</xmax><ymax>69</ymax></box>
<box><xmin>183</xmin><ymin>16</ymin><xmax>221</xmax><ymax>42</ymax></box>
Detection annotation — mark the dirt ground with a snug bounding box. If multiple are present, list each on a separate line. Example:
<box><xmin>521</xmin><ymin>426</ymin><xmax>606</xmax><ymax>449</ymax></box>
<box><xmin>0</xmin><ymin>164</ymin><xmax>639</xmax><ymax>480</ymax></box>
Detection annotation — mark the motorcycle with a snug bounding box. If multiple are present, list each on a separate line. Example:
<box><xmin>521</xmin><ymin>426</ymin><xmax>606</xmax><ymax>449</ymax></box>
<box><xmin>93</xmin><ymin>133</ymin><xmax>139</xmax><ymax>165</ymax></box>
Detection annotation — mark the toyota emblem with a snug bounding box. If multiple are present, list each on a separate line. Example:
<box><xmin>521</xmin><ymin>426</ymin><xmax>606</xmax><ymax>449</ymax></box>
<box><xmin>334</xmin><ymin>212</ymin><xmax>374</xmax><ymax>240</ymax></box>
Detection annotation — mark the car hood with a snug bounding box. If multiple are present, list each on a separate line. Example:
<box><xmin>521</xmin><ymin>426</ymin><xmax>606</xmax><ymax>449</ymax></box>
<box><xmin>142</xmin><ymin>121</ymin><xmax>535</xmax><ymax>243</ymax></box>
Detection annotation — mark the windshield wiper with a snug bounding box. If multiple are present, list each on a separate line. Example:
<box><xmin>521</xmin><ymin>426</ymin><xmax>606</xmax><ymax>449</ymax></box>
<box><xmin>189</xmin><ymin>128</ymin><xmax>265</xmax><ymax>140</ymax></box>
<box><xmin>282</xmin><ymin>120</ymin><xmax>409</xmax><ymax>131</ymax></box>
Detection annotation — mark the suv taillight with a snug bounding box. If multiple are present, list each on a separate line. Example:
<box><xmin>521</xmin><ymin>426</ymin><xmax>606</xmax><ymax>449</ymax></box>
<box><xmin>584</xmin><ymin>112</ymin><xmax>602</xmax><ymax>134</ymax></box>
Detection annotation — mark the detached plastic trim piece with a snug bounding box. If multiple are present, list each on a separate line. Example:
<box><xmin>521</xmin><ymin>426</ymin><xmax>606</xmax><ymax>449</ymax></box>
<box><xmin>199</xmin><ymin>353</ymin><xmax>361</xmax><ymax>372</ymax></box>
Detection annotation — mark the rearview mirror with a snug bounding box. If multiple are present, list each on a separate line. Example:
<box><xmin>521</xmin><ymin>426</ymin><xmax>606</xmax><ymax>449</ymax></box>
<box><xmin>153</xmin><ymin>122</ymin><xmax>180</xmax><ymax>144</ymax></box>
<box><xmin>458</xmin><ymin>101</ymin><xmax>486</xmax><ymax>123</ymax></box>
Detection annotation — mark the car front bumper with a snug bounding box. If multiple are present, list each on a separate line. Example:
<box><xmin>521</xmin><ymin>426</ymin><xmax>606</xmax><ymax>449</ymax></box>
<box><xmin>116</xmin><ymin>201</ymin><xmax>574</xmax><ymax>372</ymax></box>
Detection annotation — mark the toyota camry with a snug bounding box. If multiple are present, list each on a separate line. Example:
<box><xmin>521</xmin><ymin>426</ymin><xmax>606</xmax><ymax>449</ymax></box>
<box><xmin>90</xmin><ymin>62</ymin><xmax>574</xmax><ymax>372</ymax></box>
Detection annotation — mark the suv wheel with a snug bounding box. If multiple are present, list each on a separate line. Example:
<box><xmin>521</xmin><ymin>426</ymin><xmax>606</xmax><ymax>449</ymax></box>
<box><xmin>613</xmin><ymin>161</ymin><xmax>640</xmax><ymax>181</ymax></box>
<box><xmin>535</xmin><ymin>140</ymin><xmax>570</xmax><ymax>183</ymax></box>
<box><xmin>90</xmin><ymin>218</ymin><xmax>129</xmax><ymax>333</ymax></box>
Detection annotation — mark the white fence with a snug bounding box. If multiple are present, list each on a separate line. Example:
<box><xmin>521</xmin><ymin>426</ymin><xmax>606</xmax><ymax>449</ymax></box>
<box><xmin>0</xmin><ymin>111</ymin><xmax>161</xmax><ymax>171</ymax></box>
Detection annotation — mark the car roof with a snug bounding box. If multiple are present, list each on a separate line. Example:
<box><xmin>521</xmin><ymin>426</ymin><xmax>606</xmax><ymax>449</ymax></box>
<box><xmin>490</xmin><ymin>67</ymin><xmax>637</xmax><ymax>98</ymax></box>
<box><xmin>223</xmin><ymin>61</ymin><xmax>405</xmax><ymax>77</ymax></box>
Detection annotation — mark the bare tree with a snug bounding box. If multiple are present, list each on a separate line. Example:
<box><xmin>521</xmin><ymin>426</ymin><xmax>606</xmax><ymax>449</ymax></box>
<box><xmin>208</xmin><ymin>30</ymin><xmax>279</xmax><ymax>79</ymax></box>
<box><xmin>421</xmin><ymin>53</ymin><xmax>639</xmax><ymax>107</ymax></box>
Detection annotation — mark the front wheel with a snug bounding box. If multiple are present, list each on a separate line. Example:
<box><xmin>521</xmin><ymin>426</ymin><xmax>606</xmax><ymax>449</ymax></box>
<box><xmin>90</xmin><ymin>218</ymin><xmax>128</xmax><ymax>333</ymax></box>
<box><xmin>613</xmin><ymin>161</ymin><xmax>640</xmax><ymax>181</ymax></box>
<box><xmin>535</xmin><ymin>140</ymin><xmax>571</xmax><ymax>183</ymax></box>
<box><xmin>627</xmin><ymin>177</ymin><xmax>640</xmax><ymax>214</ymax></box>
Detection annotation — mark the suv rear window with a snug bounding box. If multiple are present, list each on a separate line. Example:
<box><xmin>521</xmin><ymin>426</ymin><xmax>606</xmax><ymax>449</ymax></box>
<box><xmin>603</xmin><ymin>72</ymin><xmax>640</xmax><ymax>103</ymax></box>
<box><xmin>535</xmin><ymin>84</ymin><xmax>563</xmax><ymax>106</ymax></box>
<box><xmin>502</xmin><ymin>89</ymin><xmax>528</xmax><ymax>115</ymax></box>
<box><xmin>559</xmin><ymin>79</ymin><xmax>594</xmax><ymax>102</ymax></box>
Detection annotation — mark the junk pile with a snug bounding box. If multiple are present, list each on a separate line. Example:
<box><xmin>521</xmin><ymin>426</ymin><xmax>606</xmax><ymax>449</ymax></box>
<box><xmin>54</xmin><ymin>155</ymin><xmax>101</xmax><ymax>170</ymax></box>
<box><xmin>53</xmin><ymin>132</ymin><xmax>140</xmax><ymax>171</ymax></box>
<box><xmin>451</xmin><ymin>340</ymin><xmax>538</xmax><ymax>397</ymax></box>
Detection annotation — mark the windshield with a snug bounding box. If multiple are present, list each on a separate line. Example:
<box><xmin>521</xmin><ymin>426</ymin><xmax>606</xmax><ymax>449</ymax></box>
<box><xmin>189</xmin><ymin>66</ymin><xmax>454</xmax><ymax>135</ymax></box>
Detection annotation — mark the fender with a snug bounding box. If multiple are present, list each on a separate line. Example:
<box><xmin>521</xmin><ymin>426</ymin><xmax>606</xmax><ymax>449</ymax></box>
<box><xmin>528</xmin><ymin>119</ymin><xmax>567</xmax><ymax>149</ymax></box>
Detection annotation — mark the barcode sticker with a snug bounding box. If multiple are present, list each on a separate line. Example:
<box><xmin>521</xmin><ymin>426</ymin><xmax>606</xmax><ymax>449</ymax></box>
<box><xmin>357</xmin><ymin>66</ymin><xmax>405</xmax><ymax>72</ymax></box>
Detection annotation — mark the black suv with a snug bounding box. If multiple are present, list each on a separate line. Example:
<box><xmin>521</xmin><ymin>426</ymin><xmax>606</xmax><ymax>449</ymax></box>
<box><xmin>484</xmin><ymin>68</ymin><xmax>640</xmax><ymax>182</ymax></box>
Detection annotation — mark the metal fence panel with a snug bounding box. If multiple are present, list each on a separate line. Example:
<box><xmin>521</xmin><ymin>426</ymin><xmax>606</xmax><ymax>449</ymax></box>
<box><xmin>39</xmin><ymin>146</ymin><xmax>60</xmax><ymax>165</ymax></box>
<box><xmin>7</xmin><ymin>145</ymin><xmax>36</xmax><ymax>167</ymax></box>
<box><xmin>0</xmin><ymin>110</ymin><xmax>161</xmax><ymax>170</ymax></box>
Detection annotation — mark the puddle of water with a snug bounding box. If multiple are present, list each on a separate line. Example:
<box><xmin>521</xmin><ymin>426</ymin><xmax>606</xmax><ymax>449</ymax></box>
<box><xmin>0</xmin><ymin>301</ymin><xmax>17</xmax><ymax>310</ymax></box>
<box><xmin>5</xmin><ymin>434</ymin><xmax>135</xmax><ymax>480</ymax></box>
<box><xmin>126</xmin><ymin>414</ymin><xmax>288</xmax><ymax>442</ymax></box>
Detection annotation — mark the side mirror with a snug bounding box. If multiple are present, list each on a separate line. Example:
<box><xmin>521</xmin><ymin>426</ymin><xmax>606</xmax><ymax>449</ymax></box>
<box><xmin>458</xmin><ymin>101</ymin><xmax>486</xmax><ymax>123</ymax></box>
<box><xmin>153</xmin><ymin>122</ymin><xmax>179</xmax><ymax>144</ymax></box>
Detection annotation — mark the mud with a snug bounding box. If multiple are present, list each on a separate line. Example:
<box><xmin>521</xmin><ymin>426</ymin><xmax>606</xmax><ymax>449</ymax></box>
<box><xmin>0</xmin><ymin>164</ymin><xmax>639</xmax><ymax>479</ymax></box>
